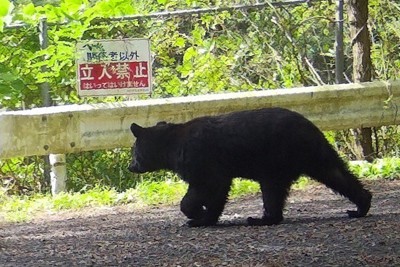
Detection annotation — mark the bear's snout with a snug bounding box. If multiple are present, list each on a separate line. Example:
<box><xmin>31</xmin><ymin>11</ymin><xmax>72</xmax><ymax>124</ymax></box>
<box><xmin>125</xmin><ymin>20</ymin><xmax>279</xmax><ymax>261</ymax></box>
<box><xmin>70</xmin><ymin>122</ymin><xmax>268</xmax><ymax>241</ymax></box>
<box><xmin>128</xmin><ymin>161</ymin><xmax>147</xmax><ymax>173</ymax></box>
<box><xmin>128</xmin><ymin>162</ymin><xmax>139</xmax><ymax>173</ymax></box>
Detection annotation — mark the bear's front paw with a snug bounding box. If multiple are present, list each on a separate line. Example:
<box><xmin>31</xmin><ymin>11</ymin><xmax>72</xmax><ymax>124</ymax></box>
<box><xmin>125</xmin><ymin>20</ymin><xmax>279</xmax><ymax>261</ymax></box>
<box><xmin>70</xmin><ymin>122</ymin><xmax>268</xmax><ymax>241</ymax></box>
<box><xmin>247</xmin><ymin>216</ymin><xmax>282</xmax><ymax>226</ymax></box>
<box><xmin>183</xmin><ymin>209</ymin><xmax>206</xmax><ymax>220</ymax></box>
<box><xmin>186</xmin><ymin>218</ymin><xmax>217</xmax><ymax>227</ymax></box>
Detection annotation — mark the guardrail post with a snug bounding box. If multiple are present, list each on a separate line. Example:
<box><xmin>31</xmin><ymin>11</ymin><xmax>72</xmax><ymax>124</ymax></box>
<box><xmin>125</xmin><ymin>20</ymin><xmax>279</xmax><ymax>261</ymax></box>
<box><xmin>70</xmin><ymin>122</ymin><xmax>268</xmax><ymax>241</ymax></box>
<box><xmin>39</xmin><ymin>17</ymin><xmax>68</xmax><ymax>195</ymax></box>
<box><xmin>49</xmin><ymin>154</ymin><xmax>67</xmax><ymax>195</ymax></box>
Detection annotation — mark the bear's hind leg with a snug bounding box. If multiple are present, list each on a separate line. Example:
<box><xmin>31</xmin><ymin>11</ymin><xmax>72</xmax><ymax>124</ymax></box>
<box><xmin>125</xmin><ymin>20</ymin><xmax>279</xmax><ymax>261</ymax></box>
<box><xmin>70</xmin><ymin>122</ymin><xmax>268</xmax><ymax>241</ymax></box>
<box><xmin>247</xmin><ymin>180</ymin><xmax>291</xmax><ymax>226</ymax></box>
<box><xmin>310</xmin><ymin>166</ymin><xmax>372</xmax><ymax>218</ymax></box>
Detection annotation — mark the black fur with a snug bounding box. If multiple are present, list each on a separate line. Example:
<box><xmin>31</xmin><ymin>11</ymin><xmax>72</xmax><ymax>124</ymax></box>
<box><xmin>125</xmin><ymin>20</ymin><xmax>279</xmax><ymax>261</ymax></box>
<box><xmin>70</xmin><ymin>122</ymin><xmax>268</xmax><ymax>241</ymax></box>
<box><xmin>128</xmin><ymin>108</ymin><xmax>372</xmax><ymax>227</ymax></box>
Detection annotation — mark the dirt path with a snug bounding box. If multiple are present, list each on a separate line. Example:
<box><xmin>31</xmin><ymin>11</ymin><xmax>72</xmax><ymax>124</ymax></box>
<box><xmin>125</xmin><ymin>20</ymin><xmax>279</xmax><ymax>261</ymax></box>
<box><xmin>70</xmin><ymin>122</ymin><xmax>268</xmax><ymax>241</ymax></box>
<box><xmin>1</xmin><ymin>180</ymin><xmax>399</xmax><ymax>266</ymax></box>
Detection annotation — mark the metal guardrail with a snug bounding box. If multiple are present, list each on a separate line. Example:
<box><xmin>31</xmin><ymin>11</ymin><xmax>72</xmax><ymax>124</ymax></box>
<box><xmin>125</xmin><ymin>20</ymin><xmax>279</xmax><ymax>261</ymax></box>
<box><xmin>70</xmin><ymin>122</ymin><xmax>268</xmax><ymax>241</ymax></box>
<box><xmin>0</xmin><ymin>80</ymin><xmax>398</xmax><ymax>159</ymax></box>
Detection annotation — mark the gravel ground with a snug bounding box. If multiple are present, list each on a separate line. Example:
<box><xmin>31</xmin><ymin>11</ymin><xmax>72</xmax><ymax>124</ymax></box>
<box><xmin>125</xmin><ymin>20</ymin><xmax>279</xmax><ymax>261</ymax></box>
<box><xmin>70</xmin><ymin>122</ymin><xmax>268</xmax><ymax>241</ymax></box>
<box><xmin>1</xmin><ymin>179</ymin><xmax>399</xmax><ymax>266</ymax></box>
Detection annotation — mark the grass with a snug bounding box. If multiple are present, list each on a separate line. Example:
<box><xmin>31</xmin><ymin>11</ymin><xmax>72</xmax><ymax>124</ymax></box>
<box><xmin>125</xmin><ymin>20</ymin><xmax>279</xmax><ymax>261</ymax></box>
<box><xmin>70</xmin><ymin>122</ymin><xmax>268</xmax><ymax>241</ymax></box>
<box><xmin>0</xmin><ymin>181</ymin><xmax>190</xmax><ymax>223</ymax></box>
<box><xmin>134</xmin><ymin>179</ymin><xmax>188</xmax><ymax>206</ymax></box>
<box><xmin>0</xmin><ymin>194</ymin><xmax>52</xmax><ymax>223</ymax></box>
<box><xmin>1</xmin><ymin>158</ymin><xmax>399</xmax><ymax>224</ymax></box>
<box><xmin>349</xmin><ymin>157</ymin><xmax>400</xmax><ymax>180</ymax></box>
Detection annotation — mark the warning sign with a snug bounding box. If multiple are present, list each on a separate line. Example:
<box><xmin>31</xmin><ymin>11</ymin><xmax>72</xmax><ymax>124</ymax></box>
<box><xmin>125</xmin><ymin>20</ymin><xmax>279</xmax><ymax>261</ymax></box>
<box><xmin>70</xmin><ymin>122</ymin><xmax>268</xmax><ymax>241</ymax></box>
<box><xmin>76</xmin><ymin>38</ymin><xmax>152</xmax><ymax>96</ymax></box>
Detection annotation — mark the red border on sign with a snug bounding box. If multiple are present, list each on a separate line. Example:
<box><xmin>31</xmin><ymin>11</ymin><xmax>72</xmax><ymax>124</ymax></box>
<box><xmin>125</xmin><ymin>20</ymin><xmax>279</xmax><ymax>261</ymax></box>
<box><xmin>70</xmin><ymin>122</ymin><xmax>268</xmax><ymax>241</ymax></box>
<box><xmin>79</xmin><ymin>61</ymin><xmax>149</xmax><ymax>90</ymax></box>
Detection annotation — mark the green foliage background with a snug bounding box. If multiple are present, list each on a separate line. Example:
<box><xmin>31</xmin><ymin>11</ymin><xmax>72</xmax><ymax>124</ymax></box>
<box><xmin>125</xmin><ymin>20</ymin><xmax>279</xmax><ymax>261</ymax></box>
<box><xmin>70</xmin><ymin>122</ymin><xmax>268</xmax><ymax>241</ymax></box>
<box><xmin>0</xmin><ymin>0</ymin><xmax>400</xmax><ymax>194</ymax></box>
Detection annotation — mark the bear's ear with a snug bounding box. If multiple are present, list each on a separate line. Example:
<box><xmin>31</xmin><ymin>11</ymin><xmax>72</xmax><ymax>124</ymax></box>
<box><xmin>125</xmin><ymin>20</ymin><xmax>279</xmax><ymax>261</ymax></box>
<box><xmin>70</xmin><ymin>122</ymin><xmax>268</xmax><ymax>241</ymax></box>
<box><xmin>130</xmin><ymin>123</ymin><xmax>144</xmax><ymax>137</ymax></box>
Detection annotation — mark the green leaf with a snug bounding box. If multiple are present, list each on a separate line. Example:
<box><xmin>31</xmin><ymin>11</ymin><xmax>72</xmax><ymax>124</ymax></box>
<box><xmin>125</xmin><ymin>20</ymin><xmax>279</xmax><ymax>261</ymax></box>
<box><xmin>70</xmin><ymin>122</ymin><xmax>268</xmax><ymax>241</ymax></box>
<box><xmin>183</xmin><ymin>47</ymin><xmax>197</xmax><ymax>63</ymax></box>
<box><xmin>0</xmin><ymin>83</ymin><xmax>12</xmax><ymax>95</ymax></box>
<box><xmin>22</xmin><ymin>3</ymin><xmax>36</xmax><ymax>16</ymax></box>
<box><xmin>191</xmin><ymin>26</ymin><xmax>205</xmax><ymax>45</ymax></box>
<box><xmin>11</xmin><ymin>79</ymin><xmax>25</xmax><ymax>91</ymax></box>
<box><xmin>174</xmin><ymin>36</ymin><xmax>186</xmax><ymax>48</ymax></box>
<box><xmin>0</xmin><ymin>0</ymin><xmax>10</xmax><ymax>17</ymax></box>
<box><xmin>62</xmin><ymin>0</ymin><xmax>84</xmax><ymax>8</ymax></box>
<box><xmin>0</xmin><ymin>72</ymin><xmax>18</xmax><ymax>82</ymax></box>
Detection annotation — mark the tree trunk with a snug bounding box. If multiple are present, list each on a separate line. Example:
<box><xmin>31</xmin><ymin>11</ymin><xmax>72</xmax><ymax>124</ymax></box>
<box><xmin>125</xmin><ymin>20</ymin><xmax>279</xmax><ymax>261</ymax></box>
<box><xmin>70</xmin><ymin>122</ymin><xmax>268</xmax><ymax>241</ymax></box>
<box><xmin>347</xmin><ymin>0</ymin><xmax>374</xmax><ymax>162</ymax></box>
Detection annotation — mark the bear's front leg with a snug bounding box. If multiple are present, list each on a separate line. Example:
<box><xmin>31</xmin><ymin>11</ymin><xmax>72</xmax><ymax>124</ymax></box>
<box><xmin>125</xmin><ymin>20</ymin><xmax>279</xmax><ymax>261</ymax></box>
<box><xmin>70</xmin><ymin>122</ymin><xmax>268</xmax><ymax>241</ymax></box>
<box><xmin>180</xmin><ymin>186</ymin><xmax>206</xmax><ymax>220</ymax></box>
<box><xmin>184</xmin><ymin>181</ymin><xmax>231</xmax><ymax>227</ymax></box>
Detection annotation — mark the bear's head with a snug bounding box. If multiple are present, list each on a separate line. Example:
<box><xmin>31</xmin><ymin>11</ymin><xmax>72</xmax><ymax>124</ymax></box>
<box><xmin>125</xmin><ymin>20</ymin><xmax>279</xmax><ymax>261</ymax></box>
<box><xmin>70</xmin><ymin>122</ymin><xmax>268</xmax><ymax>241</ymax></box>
<box><xmin>128</xmin><ymin>122</ymin><xmax>171</xmax><ymax>173</ymax></box>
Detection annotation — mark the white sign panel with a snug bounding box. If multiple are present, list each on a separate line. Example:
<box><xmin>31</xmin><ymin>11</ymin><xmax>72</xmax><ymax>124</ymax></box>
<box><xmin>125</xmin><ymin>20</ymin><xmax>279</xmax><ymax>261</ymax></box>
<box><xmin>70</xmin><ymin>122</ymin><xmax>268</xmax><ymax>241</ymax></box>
<box><xmin>76</xmin><ymin>38</ymin><xmax>152</xmax><ymax>96</ymax></box>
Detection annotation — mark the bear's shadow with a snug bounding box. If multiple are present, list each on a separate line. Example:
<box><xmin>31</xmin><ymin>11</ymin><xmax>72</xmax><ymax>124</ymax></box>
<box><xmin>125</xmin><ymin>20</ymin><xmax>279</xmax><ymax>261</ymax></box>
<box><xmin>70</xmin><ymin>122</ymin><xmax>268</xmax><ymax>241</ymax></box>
<box><xmin>183</xmin><ymin>214</ymin><xmax>375</xmax><ymax>228</ymax></box>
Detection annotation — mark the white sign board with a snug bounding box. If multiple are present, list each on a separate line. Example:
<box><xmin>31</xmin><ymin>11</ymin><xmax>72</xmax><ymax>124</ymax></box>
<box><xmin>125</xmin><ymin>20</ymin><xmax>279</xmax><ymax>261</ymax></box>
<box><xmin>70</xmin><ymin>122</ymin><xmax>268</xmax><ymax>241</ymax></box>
<box><xmin>76</xmin><ymin>38</ymin><xmax>152</xmax><ymax>96</ymax></box>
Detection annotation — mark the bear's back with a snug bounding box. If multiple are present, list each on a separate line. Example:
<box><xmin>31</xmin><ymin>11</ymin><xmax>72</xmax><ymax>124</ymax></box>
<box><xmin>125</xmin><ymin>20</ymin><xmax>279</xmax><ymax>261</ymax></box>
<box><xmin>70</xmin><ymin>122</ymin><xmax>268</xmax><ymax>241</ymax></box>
<box><xmin>176</xmin><ymin>108</ymin><xmax>332</xmax><ymax>180</ymax></box>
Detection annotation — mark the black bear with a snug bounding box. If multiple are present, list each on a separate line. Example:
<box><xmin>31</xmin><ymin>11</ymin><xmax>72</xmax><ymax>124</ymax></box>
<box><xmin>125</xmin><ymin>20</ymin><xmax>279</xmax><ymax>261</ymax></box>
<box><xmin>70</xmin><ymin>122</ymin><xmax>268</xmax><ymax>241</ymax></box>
<box><xmin>128</xmin><ymin>108</ymin><xmax>372</xmax><ymax>227</ymax></box>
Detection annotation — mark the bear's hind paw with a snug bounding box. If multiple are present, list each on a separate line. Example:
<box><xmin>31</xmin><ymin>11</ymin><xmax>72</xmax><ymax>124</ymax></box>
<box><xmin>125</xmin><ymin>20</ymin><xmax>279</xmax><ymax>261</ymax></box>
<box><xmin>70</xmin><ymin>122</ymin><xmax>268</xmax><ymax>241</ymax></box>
<box><xmin>346</xmin><ymin>209</ymin><xmax>368</xmax><ymax>218</ymax></box>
